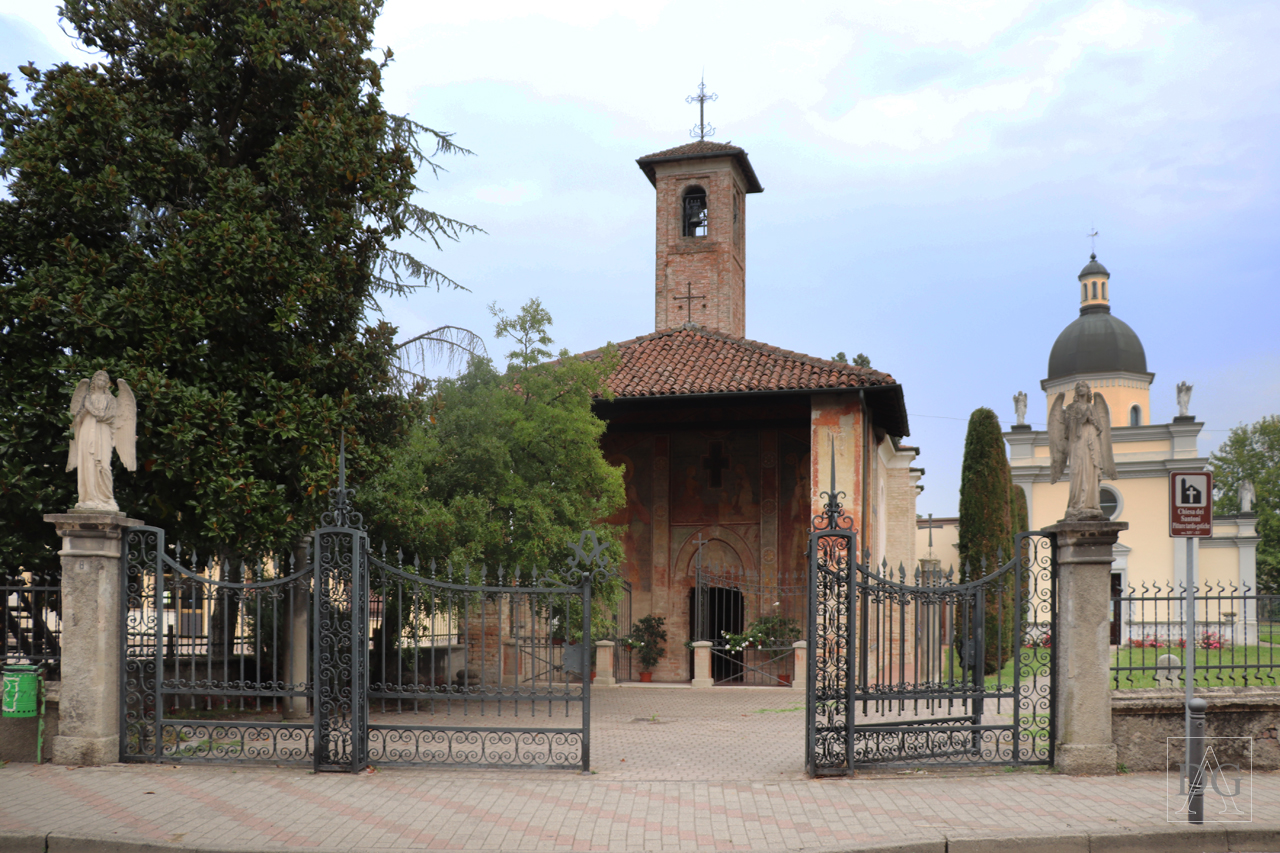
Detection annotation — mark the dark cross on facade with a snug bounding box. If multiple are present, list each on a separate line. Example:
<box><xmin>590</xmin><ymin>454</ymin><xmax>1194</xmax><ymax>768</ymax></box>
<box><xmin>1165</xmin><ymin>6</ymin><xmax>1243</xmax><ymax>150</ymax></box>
<box><xmin>686</xmin><ymin>76</ymin><xmax>718</xmax><ymax>140</ymax></box>
<box><xmin>673</xmin><ymin>281</ymin><xmax>706</xmax><ymax>323</ymax></box>
<box><xmin>920</xmin><ymin>513</ymin><xmax>944</xmax><ymax>556</ymax></box>
<box><xmin>703</xmin><ymin>441</ymin><xmax>729</xmax><ymax>488</ymax></box>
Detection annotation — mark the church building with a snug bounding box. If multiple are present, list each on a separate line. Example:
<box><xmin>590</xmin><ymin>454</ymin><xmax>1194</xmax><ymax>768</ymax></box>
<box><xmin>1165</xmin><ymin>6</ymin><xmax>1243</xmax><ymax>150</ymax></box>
<box><xmin>1002</xmin><ymin>254</ymin><xmax>1259</xmax><ymax>641</ymax></box>
<box><xmin>584</xmin><ymin>139</ymin><xmax>918</xmax><ymax>682</ymax></box>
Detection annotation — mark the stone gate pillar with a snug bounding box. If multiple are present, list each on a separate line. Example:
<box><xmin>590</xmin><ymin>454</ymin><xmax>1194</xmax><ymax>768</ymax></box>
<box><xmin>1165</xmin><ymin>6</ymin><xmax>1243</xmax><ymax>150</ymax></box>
<box><xmin>1044</xmin><ymin>520</ymin><xmax>1127</xmax><ymax>776</ymax></box>
<box><xmin>44</xmin><ymin>511</ymin><xmax>142</xmax><ymax>766</ymax></box>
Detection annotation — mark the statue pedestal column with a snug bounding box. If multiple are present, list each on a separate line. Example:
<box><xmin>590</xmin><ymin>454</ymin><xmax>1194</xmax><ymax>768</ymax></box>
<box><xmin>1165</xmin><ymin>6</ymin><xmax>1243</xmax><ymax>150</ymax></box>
<box><xmin>1044</xmin><ymin>519</ymin><xmax>1127</xmax><ymax>776</ymax></box>
<box><xmin>44</xmin><ymin>511</ymin><xmax>143</xmax><ymax>766</ymax></box>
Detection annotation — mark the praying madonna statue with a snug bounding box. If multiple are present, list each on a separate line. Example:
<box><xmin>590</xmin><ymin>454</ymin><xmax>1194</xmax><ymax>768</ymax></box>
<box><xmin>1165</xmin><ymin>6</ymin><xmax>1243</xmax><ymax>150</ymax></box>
<box><xmin>67</xmin><ymin>370</ymin><xmax>136</xmax><ymax>511</ymax></box>
<box><xmin>1048</xmin><ymin>381</ymin><xmax>1116</xmax><ymax>521</ymax></box>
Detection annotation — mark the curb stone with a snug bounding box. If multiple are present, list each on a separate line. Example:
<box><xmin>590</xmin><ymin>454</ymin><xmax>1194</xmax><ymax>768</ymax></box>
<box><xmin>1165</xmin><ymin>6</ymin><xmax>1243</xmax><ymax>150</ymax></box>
<box><xmin>5</xmin><ymin>829</ymin><xmax>1273</xmax><ymax>853</ymax></box>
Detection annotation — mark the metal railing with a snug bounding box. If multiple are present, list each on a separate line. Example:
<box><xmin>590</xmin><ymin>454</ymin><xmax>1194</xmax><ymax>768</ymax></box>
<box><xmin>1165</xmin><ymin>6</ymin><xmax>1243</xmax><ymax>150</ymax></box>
<box><xmin>1111</xmin><ymin>581</ymin><xmax>1280</xmax><ymax>689</ymax></box>
<box><xmin>2</xmin><ymin>578</ymin><xmax>61</xmax><ymax>675</ymax></box>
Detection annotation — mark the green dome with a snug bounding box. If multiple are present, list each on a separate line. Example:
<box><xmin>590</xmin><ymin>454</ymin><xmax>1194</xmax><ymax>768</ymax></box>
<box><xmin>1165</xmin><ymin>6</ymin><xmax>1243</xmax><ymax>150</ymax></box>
<box><xmin>1047</xmin><ymin>305</ymin><xmax>1147</xmax><ymax>380</ymax></box>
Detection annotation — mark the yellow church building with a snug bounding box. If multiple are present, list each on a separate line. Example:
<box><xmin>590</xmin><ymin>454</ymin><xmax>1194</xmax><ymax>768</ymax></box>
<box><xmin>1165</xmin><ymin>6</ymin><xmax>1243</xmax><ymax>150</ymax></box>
<box><xmin>1003</xmin><ymin>254</ymin><xmax>1260</xmax><ymax>642</ymax></box>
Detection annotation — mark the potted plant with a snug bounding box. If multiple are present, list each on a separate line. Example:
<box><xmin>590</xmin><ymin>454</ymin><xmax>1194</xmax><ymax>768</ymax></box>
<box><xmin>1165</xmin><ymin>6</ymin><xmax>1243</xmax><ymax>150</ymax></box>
<box><xmin>626</xmin><ymin>615</ymin><xmax>667</xmax><ymax>682</ymax></box>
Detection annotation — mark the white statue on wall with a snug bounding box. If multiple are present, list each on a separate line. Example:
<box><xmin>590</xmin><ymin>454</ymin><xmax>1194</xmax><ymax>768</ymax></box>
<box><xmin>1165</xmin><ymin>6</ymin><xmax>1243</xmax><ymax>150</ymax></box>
<box><xmin>1048</xmin><ymin>381</ymin><xmax>1116</xmax><ymax>521</ymax></box>
<box><xmin>1013</xmin><ymin>391</ymin><xmax>1028</xmax><ymax>426</ymax></box>
<box><xmin>1239</xmin><ymin>479</ymin><xmax>1256</xmax><ymax>514</ymax></box>
<box><xmin>1177</xmin><ymin>381</ymin><xmax>1193</xmax><ymax>418</ymax></box>
<box><xmin>67</xmin><ymin>371</ymin><xmax>136</xmax><ymax>511</ymax></box>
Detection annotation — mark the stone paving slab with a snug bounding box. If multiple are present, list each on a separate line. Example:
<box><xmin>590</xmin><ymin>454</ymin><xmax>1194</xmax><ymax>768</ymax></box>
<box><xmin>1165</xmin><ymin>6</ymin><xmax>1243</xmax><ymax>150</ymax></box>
<box><xmin>1</xmin><ymin>687</ymin><xmax>1276</xmax><ymax>852</ymax></box>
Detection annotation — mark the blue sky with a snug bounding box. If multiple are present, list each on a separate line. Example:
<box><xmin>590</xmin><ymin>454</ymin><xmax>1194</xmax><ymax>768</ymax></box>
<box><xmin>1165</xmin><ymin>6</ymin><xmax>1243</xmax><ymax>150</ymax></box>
<box><xmin>3</xmin><ymin>0</ymin><xmax>1277</xmax><ymax>517</ymax></box>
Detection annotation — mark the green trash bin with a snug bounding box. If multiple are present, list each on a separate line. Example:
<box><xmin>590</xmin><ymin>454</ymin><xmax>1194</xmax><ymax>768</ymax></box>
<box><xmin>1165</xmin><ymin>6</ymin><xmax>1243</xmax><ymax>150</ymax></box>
<box><xmin>2</xmin><ymin>664</ymin><xmax>41</xmax><ymax>718</ymax></box>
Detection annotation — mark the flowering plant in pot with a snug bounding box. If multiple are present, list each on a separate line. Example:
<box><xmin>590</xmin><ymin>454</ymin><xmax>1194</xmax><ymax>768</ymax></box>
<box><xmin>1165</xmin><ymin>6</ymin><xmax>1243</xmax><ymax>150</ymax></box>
<box><xmin>626</xmin><ymin>615</ymin><xmax>667</xmax><ymax>681</ymax></box>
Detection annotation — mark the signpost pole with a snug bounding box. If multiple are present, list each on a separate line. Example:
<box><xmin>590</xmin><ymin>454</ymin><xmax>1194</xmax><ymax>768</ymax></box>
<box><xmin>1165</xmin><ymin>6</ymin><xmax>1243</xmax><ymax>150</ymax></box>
<box><xmin>1184</xmin><ymin>535</ymin><xmax>1195</xmax><ymax>744</ymax></box>
<box><xmin>1169</xmin><ymin>470</ymin><xmax>1211</xmax><ymax>805</ymax></box>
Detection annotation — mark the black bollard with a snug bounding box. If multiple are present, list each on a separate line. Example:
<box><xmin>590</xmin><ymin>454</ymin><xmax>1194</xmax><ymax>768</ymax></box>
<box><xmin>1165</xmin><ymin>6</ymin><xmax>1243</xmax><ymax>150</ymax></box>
<box><xmin>1186</xmin><ymin>697</ymin><xmax>1207</xmax><ymax>825</ymax></box>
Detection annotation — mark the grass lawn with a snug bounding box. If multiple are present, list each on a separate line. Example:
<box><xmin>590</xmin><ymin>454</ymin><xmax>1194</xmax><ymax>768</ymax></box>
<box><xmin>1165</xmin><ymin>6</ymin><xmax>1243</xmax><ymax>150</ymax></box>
<box><xmin>941</xmin><ymin>646</ymin><xmax>1051</xmax><ymax>692</ymax></box>
<box><xmin>1112</xmin><ymin>645</ymin><xmax>1280</xmax><ymax>688</ymax></box>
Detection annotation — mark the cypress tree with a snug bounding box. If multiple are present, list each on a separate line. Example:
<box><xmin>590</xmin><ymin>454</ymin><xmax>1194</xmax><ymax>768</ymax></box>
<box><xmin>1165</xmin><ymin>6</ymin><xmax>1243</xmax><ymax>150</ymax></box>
<box><xmin>957</xmin><ymin>407</ymin><xmax>1015</xmax><ymax>674</ymax></box>
<box><xmin>1012</xmin><ymin>477</ymin><xmax>1029</xmax><ymax>536</ymax></box>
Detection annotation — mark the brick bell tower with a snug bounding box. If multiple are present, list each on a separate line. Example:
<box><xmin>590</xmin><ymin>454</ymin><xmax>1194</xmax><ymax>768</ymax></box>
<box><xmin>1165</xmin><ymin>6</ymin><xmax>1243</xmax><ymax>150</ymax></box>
<box><xmin>636</xmin><ymin>128</ymin><xmax>763</xmax><ymax>337</ymax></box>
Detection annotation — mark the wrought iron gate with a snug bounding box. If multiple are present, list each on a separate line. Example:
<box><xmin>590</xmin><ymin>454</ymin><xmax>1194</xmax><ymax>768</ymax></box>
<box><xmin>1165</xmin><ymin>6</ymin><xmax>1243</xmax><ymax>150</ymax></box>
<box><xmin>805</xmin><ymin>487</ymin><xmax>1057</xmax><ymax>775</ymax></box>
<box><xmin>122</xmin><ymin>454</ymin><xmax>615</xmax><ymax>772</ymax></box>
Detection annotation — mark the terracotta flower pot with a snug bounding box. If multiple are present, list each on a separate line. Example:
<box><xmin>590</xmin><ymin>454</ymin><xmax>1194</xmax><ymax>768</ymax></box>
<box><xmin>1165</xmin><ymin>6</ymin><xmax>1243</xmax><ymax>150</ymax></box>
<box><xmin>778</xmin><ymin>674</ymin><xmax>792</xmax><ymax>686</ymax></box>
<box><xmin>639</xmin><ymin>672</ymin><xmax>653</xmax><ymax>683</ymax></box>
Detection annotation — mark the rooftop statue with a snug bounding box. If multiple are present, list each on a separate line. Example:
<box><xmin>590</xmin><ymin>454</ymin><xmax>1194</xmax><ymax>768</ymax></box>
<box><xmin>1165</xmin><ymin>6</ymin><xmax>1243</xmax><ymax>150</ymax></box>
<box><xmin>1177</xmin><ymin>381</ymin><xmax>1194</xmax><ymax>418</ymax></box>
<box><xmin>67</xmin><ymin>370</ymin><xmax>136</xmax><ymax>512</ymax></box>
<box><xmin>1013</xmin><ymin>391</ymin><xmax>1028</xmax><ymax>426</ymax></box>
<box><xmin>1048</xmin><ymin>381</ymin><xmax>1116</xmax><ymax>521</ymax></box>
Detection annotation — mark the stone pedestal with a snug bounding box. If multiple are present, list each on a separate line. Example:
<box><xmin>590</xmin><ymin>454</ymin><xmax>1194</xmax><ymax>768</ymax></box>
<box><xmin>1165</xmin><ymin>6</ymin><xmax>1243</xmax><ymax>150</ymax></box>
<box><xmin>792</xmin><ymin>640</ymin><xmax>807</xmax><ymax>691</ymax></box>
<box><xmin>594</xmin><ymin>640</ymin><xmax>617</xmax><ymax>687</ymax></box>
<box><xmin>44</xmin><ymin>511</ymin><xmax>143</xmax><ymax>766</ymax></box>
<box><xmin>691</xmin><ymin>641</ymin><xmax>713</xmax><ymax>688</ymax></box>
<box><xmin>1044</xmin><ymin>519</ymin><xmax>1127</xmax><ymax>775</ymax></box>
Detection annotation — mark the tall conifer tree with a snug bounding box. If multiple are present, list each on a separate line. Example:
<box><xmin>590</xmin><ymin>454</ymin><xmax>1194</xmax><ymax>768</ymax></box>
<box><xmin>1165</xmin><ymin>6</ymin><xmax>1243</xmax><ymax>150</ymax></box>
<box><xmin>957</xmin><ymin>407</ymin><xmax>1016</xmax><ymax>674</ymax></box>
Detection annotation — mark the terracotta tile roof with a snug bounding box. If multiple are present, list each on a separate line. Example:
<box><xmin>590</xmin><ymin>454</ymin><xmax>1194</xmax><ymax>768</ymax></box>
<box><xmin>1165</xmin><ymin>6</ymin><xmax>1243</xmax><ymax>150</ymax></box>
<box><xmin>636</xmin><ymin>141</ymin><xmax>764</xmax><ymax>193</ymax></box>
<box><xmin>639</xmin><ymin>140</ymin><xmax>746</xmax><ymax>160</ymax></box>
<box><xmin>583</xmin><ymin>325</ymin><xmax>909</xmax><ymax>436</ymax></box>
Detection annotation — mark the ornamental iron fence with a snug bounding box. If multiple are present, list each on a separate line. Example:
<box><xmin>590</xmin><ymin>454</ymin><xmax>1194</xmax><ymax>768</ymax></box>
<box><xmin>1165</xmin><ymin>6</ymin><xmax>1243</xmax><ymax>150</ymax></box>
<box><xmin>806</xmin><ymin>470</ymin><xmax>1056</xmax><ymax>775</ymax></box>
<box><xmin>2</xmin><ymin>577</ymin><xmax>61</xmax><ymax>676</ymax></box>
<box><xmin>1111</xmin><ymin>581</ymin><xmax>1280</xmax><ymax>689</ymax></box>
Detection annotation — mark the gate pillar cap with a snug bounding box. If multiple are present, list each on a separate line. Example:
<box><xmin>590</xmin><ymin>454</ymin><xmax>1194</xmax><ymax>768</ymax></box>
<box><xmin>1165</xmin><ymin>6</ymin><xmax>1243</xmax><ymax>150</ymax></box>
<box><xmin>1042</xmin><ymin>520</ymin><xmax>1127</xmax><ymax>548</ymax></box>
<box><xmin>690</xmin><ymin>640</ymin><xmax>713</xmax><ymax>648</ymax></box>
<box><xmin>45</xmin><ymin>512</ymin><xmax>143</xmax><ymax>558</ymax></box>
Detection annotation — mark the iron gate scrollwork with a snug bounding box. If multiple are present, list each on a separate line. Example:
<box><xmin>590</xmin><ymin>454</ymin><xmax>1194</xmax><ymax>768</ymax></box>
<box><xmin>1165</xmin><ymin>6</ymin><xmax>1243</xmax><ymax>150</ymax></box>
<box><xmin>122</xmin><ymin>446</ymin><xmax>616</xmax><ymax>773</ymax></box>
<box><xmin>121</xmin><ymin>525</ymin><xmax>316</xmax><ymax>765</ymax></box>
<box><xmin>806</xmin><ymin>492</ymin><xmax>1057</xmax><ymax>775</ymax></box>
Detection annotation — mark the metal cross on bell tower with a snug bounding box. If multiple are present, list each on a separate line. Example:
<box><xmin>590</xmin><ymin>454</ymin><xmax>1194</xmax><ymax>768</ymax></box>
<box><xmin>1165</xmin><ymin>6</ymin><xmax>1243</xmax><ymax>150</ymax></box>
<box><xmin>686</xmin><ymin>76</ymin><xmax>718</xmax><ymax>140</ymax></box>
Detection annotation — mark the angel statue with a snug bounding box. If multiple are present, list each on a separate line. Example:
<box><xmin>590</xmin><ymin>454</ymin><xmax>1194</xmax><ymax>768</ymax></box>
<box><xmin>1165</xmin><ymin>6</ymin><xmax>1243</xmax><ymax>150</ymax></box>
<box><xmin>1239</xmin><ymin>480</ymin><xmax>1256</xmax><ymax>514</ymax></box>
<box><xmin>67</xmin><ymin>371</ymin><xmax>136</xmax><ymax>511</ymax></box>
<box><xmin>1013</xmin><ymin>391</ymin><xmax>1028</xmax><ymax>426</ymax></box>
<box><xmin>1048</xmin><ymin>381</ymin><xmax>1116</xmax><ymax>521</ymax></box>
<box><xmin>1177</xmin><ymin>381</ymin><xmax>1194</xmax><ymax>418</ymax></box>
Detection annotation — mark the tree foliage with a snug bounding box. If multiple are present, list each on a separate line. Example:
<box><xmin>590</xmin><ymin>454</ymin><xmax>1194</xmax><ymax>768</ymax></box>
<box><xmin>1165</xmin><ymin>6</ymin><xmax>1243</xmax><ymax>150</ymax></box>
<box><xmin>831</xmin><ymin>351</ymin><xmax>871</xmax><ymax>368</ymax></box>
<box><xmin>362</xmin><ymin>300</ymin><xmax>626</xmax><ymax>575</ymax></box>
<box><xmin>1211</xmin><ymin>415</ymin><xmax>1280</xmax><ymax>592</ymax></box>
<box><xmin>957</xmin><ymin>407</ymin><xmax>1015</xmax><ymax>674</ymax></box>
<box><xmin>0</xmin><ymin>0</ymin><xmax>475</xmax><ymax>576</ymax></box>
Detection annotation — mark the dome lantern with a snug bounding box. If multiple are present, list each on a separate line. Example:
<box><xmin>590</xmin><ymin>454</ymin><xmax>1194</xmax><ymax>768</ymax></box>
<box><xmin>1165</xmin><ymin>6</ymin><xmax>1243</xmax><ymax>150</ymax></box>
<box><xmin>1078</xmin><ymin>253</ymin><xmax>1110</xmax><ymax>307</ymax></box>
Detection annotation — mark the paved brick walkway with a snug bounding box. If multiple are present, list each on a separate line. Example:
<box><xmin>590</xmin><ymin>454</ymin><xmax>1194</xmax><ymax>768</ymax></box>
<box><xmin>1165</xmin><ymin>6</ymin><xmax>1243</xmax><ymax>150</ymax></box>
<box><xmin>2</xmin><ymin>687</ymin><xmax>1277</xmax><ymax>852</ymax></box>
